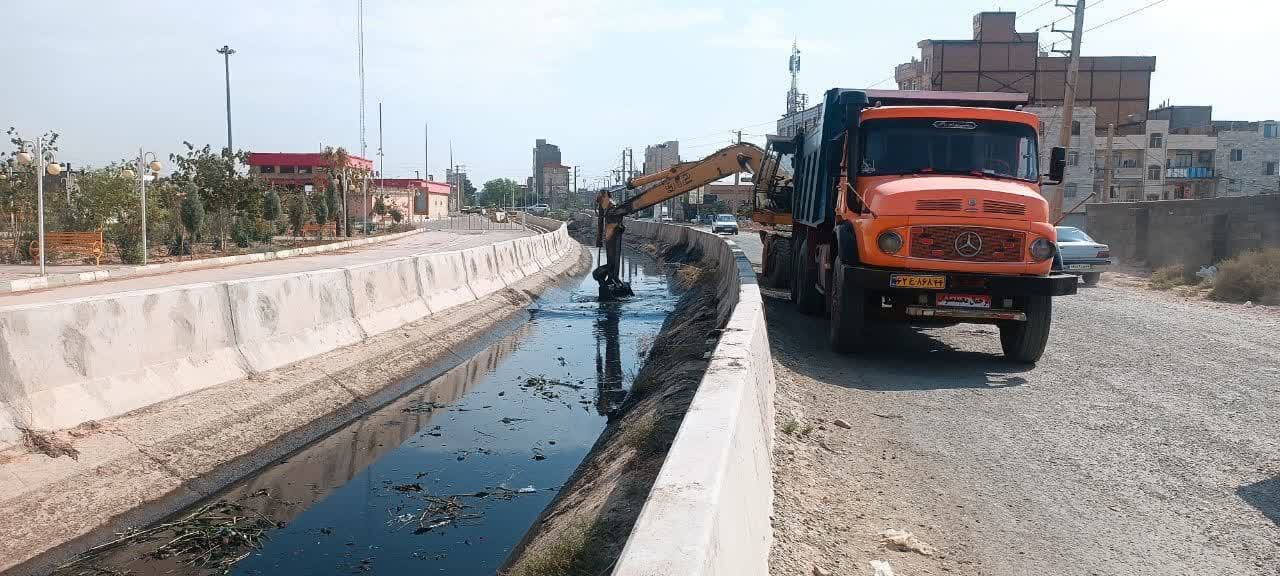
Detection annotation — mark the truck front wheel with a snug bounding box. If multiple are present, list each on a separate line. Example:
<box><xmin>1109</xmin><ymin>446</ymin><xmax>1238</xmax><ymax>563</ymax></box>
<box><xmin>999</xmin><ymin>295</ymin><xmax>1052</xmax><ymax>364</ymax></box>
<box><xmin>828</xmin><ymin>264</ymin><xmax>868</xmax><ymax>353</ymax></box>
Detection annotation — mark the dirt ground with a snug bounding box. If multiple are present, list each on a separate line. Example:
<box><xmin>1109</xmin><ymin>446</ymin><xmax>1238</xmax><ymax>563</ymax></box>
<box><xmin>767</xmin><ymin>274</ymin><xmax>1280</xmax><ymax>576</ymax></box>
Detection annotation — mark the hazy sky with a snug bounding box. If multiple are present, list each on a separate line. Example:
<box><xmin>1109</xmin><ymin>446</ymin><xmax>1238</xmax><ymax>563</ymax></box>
<box><xmin>4</xmin><ymin>0</ymin><xmax>1275</xmax><ymax>186</ymax></box>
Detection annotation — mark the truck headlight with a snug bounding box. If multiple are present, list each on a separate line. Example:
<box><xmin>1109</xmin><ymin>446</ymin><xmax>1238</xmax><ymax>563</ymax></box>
<box><xmin>1029</xmin><ymin>237</ymin><xmax>1055</xmax><ymax>261</ymax></box>
<box><xmin>877</xmin><ymin>231</ymin><xmax>903</xmax><ymax>255</ymax></box>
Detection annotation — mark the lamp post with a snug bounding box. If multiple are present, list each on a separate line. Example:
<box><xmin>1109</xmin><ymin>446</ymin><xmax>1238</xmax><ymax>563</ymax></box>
<box><xmin>216</xmin><ymin>45</ymin><xmax>235</xmax><ymax>152</ymax></box>
<box><xmin>15</xmin><ymin>137</ymin><xmax>61</xmax><ymax>276</ymax></box>
<box><xmin>121</xmin><ymin>150</ymin><xmax>163</xmax><ymax>265</ymax></box>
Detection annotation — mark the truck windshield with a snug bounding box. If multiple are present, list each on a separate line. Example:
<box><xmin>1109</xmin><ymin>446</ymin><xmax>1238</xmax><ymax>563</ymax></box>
<box><xmin>859</xmin><ymin>118</ymin><xmax>1039</xmax><ymax>181</ymax></box>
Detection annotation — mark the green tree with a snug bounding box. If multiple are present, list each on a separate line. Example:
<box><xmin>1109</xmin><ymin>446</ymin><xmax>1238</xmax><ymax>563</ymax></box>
<box><xmin>179</xmin><ymin>186</ymin><xmax>205</xmax><ymax>257</ymax></box>
<box><xmin>263</xmin><ymin>188</ymin><xmax>282</xmax><ymax>224</ymax></box>
<box><xmin>374</xmin><ymin>195</ymin><xmax>387</xmax><ymax>216</ymax></box>
<box><xmin>389</xmin><ymin>207</ymin><xmax>403</xmax><ymax>223</ymax></box>
<box><xmin>169</xmin><ymin>142</ymin><xmax>260</xmax><ymax>250</ymax></box>
<box><xmin>288</xmin><ymin>193</ymin><xmax>306</xmax><ymax>237</ymax></box>
<box><xmin>479</xmin><ymin>178</ymin><xmax>517</xmax><ymax>207</ymax></box>
<box><xmin>463</xmin><ymin>177</ymin><xmax>478</xmax><ymax>206</ymax></box>
<box><xmin>312</xmin><ymin>192</ymin><xmax>329</xmax><ymax>239</ymax></box>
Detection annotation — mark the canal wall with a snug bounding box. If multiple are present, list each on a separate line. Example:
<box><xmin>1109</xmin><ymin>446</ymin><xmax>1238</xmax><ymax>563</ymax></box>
<box><xmin>612</xmin><ymin>221</ymin><xmax>776</xmax><ymax>576</ymax></box>
<box><xmin>0</xmin><ymin>220</ymin><xmax>573</xmax><ymax>451</ymax></box>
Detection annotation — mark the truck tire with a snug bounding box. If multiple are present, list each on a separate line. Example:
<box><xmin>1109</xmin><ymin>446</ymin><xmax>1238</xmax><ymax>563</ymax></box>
<box><xmin>999</xmin><ymin>295</ymin><xmax>1052</xmax><ymax>364</ymax></box>
<box><xmin>828</xmin><ymin>264</ymin><xmax>867</xmax><ymax>353</ymax></box>
<box><xmin>1082</xmin><ymin>272</ymin><xmax>1100</xmax><ymax>286</ymax></box>
<box><xmin>792</xmin><ymin>233</ymin><xmax>824</xmax><ymax>315</ymax></box>
<box><xmin>761</xmin><ymin>232</ymin><xmax>792</xmax><ymax>289</ymax></box>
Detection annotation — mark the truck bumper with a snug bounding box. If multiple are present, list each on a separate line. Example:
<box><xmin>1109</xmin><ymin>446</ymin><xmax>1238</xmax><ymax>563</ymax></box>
<box><xmin>847</xmin><ymin>265</ymin><xmax>1079</xmax><ymax>297</ymax></box>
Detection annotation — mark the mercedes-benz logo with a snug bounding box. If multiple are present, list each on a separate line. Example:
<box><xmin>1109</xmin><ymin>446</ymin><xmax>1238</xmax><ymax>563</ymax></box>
<box><xmin>954</xmin><ymin>231</ymin><xmax>983</xmax><ymax>257</ymax></box>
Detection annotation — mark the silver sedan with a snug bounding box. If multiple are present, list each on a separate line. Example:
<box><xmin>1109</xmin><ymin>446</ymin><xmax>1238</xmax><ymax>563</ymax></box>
<box><xmin>1054</xmin><ymin>226</ymin><xmax>1111</xmax><ymax>286</ymax></box>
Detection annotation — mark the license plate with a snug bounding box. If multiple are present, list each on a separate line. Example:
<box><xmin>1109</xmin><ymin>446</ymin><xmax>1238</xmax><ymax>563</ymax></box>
<box><xmin>890</xmin><ymin>274</ymin><xmax>946</xmax><ymax>290</ymax></box>
<box><xmin>1065</xmin><ymin>263</ymin><xmax>1093</xmax><ymax>271</ymax></box>
<box><xmin>937</xmin><ymin>293</ymin><xmax>992</xmax><ymax>308</ymax></box>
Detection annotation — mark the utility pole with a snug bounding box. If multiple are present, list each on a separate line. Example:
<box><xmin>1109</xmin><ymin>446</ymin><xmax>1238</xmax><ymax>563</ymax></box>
<box><xmin>357</xmin><ymin>0</ymin><xmax>367</xmax><ymax>230</ymax></box>
<box><xmin>1101</xmin><ymin>123</ymin><xmax>1115</xmax><ymax>204</ymax></box>
<box><xmin>734</xmin><ymin>130</ymin><xmax>743</xmax><ymax>187</ymax></box>
<box><xmin>216</xmin><ymin>45</ymin><xmax>235</xmax><ymax>152</ymax></box>
<box><xmin>1051</xmin><ymin>0</ymin><xmax>1085</xmax><ymax>221</ymax></box>
<box><xmin>424</xmin><ymin>122</ymin><xmax>429</xmax><ymax>180</ymax></box>
<box><xmin>375</xmin><ymin>100</ymin><xmax>383</xmax><ymax>228</ymax></box>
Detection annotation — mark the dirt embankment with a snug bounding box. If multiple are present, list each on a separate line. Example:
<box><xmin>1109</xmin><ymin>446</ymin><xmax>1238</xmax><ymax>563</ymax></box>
<box><xmin>500</xmin><ymin>238</ymin><xmax>723</xmax><ymax>576</ymax></box>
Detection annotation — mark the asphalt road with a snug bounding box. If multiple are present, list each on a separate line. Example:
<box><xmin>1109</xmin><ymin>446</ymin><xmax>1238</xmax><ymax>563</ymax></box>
<box><xmin>742</xmin><ymin>243</ymin><xmax>1280</xmax><ymax>574</ymax></box>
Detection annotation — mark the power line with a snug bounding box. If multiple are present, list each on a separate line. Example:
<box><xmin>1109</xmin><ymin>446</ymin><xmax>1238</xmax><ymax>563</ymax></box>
<box><xmin>1016</xmin><ymin>0</ymin><xmax>1055</xmax><ymax>20</ymax></box>
<box><xmin>1085</xmin><ymin>0</ymin><xmax>1169</xmax><ymax>32</ymax></box>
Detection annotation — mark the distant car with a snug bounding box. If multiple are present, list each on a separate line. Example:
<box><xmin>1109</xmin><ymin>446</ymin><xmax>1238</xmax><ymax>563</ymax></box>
<box><xmin>660</xmin><ymin>216</ymin><xmax>673</xmax><ymax>223</ymax></box>
<box><xmin>528</xmin><ymin>203</ymin><xmax>550</xmax><ymax>215</ymax></box>
<box><xmin>712</xmin><ymin>214</ymin><xmax>738</xmax><ymax>235</ymax></box>
<box><xmin>1054</xmin><ymin>226</ymin><xmax>1111</xmax><ymax>286</ymax></box>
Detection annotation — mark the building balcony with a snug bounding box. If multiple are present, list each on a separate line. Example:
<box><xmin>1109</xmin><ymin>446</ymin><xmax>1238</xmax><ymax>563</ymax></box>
<box><xmin>1165</xmin><ymin>167</ymin><xmax>1215</xmax><ymax>179</ymax></box>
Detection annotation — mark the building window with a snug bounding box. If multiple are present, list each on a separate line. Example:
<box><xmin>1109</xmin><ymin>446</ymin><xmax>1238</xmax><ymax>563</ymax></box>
<box><xmin>1198</xmin><ymin>150</ymin><xmax>1214</xmax><ymax>164</ymax></box>
<box><xmin>259</xmin><ymin>165</ymin><xmax>276</xmax><ymax>174</ymax></box>
<box><xmin>1231</xmin><ymin>149</ymin><xmax>1244</xmax><ymax>162</ymax></box>
<box><xmin>1071</xmin><ymin>121</ymin><xmax>1081</xmax><ymax>136</ymax></box>
<box><xmin>1267</xmin><ymin>161</ymin><xmax>1277</xmax><ymax>176</ymax></box>
<box><xmin>1068</xmin><ymin>151</ymin><xmax>1079</xmax><ymax>166</ymax></box>
<box><xmin>1265</xmin><ymin>123</ymin><xmax>1278</xmax><ymax>138</ymax></box>
<box><xmin>280</xmin><ymin>165</ymin><xmax>297</xmax><ymax>174</ymax></box>
<box><xmin>1172</xmin><ymin>152</ymin><xmax>1192</xmax><ymax>168</ymax></box>
<box><xmin>298</xmin><ymin>166</ymin><xmax>313</xmax><ymax>175</ymax></box>
<box><xmin>1064</xmin><ymin>183</ymin><xmax>1077</xmax><ymax>198</ymax></box>
<box><xmin>1147</xmin><ymin>164</ymin><xmax>1162</xmax><ymax>180</ymax></box>
<box><xmin>1149</xmin><ymin>133</ymin><xmax>1163</xmax><ymax>148</ymax></box>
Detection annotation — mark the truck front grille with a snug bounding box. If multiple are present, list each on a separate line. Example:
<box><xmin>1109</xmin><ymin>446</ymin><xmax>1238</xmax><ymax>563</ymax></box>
<box><xmin>909</xmin><ymin>226</ymin><xmax>1025</xmax><ymax>263</ymax></box>
<box><xmin>916</xmin><ymin>199</ymin><xmax>963</xmax><ymax>212</ymax></box>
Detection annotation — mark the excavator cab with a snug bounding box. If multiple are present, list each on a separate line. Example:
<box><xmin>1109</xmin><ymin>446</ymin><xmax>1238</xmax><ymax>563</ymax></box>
<box><xmin>750</xmin><ymin>135</ymin><xmax>797</xmax><ymax>226</ymax></box>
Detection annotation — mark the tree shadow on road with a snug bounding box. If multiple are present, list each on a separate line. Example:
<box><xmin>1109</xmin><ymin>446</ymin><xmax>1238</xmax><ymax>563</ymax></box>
<box><xmin>762</xmin><ymin>294</ymin><xmax>1032</xmax><ymax>391</ymax></box>
<box><xmin>1238</xmin><ymin>475</ymin><xmax>1280</xmax><ymax>527</ymax></box>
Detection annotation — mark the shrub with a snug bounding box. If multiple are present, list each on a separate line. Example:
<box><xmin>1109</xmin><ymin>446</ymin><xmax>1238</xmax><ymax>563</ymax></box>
<box><xmin>288</xmin><ymin>194</ymin><xmax>306</xmax><ymax>237</ymax></box>
<box><xmin>389</xmin><ymin>207</ymin><xmax>403</xmax><ymax>223</ymax></box>
<box><xmin>167</xmin><ymin>234</ymin><xmax>192</xmax><ymax>256</ymax></box>
<box><xmin>262</xmin><ymin>189</ymin><xmax>282</xmax><ymax>224</ymax></box>
<box><xmin>1150</xmin><ymin>263</ymin><xmax>1193</xmax><ymax>290</ymax></box>
<box><xmin>1210</xmin><ymin>248</ymin><xmax>1280</xmax><ymax>305</ymax></box>
<box><xmin>115</xmin><ymin>223</ymin><xmax>145</xmax><ymax>265</ymax></box>
<box><xmin>231</xmin><ymin>218</ymin><xmax>255</xmax><ymax>248</ymax></box>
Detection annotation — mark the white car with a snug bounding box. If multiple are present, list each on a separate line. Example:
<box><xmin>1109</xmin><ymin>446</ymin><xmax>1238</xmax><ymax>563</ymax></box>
<box><xmin>528</xmin><ymin>203</ymin><xmax>550</xmax><ymax>215</ymax></box>
<box><xmin>1054</xmin><ymin>226</ymin><xmax>1111</xmax><ymax>286</ymax></box>
<box><xmin>711</xmin><ymin>214</ymin><xmax>738</xmax><ymax>235</ymax></box>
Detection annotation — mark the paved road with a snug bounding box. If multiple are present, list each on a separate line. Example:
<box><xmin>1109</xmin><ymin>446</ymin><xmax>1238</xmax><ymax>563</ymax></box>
<box><xmin>0</xmin><ymin>225</ymin><xmax>531</xmax><ymax>307</ymax></box>
<box><xmin>743</xmin><ymin>245</ymin><xmax>1280</xmax><ymax>574</ymax></box>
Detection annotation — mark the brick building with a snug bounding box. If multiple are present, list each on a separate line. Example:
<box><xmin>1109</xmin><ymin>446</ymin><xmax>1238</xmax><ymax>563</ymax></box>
<box><xmin>247</xmin><ymin>152</ymin><xmax>373</xmax><ymax>194</ymax></box>
<box><xmin>369</xmin><ymin>178</ymin><xmax>450</xmax><ymax>222</ymax></box>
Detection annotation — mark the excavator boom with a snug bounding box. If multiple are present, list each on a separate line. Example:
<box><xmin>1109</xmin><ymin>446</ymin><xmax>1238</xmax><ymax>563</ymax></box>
<box><xmin>593</xmin><ymin>142</ymin><xmax>765</xmax><ymax>298</ymax></box>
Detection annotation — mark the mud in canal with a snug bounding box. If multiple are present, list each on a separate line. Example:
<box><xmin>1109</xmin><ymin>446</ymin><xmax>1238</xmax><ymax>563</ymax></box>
<box><xmin>51</xmin><ymin>249</ymin><xmax>676</xmax><ymax>576</ymax></box>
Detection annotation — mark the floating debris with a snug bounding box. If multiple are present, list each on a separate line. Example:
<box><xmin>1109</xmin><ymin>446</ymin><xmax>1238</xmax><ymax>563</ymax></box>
<box><xmin>403</xmin><ymin>400</ymin><xmax>445</xmax><ymax>414</ymax></box>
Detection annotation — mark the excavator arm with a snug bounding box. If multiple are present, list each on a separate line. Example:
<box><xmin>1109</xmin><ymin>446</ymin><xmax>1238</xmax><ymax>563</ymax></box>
<box><xmin>593</xmin><ymin>142</ymin><xmax>765</xmax><ymax>298</ymax></box>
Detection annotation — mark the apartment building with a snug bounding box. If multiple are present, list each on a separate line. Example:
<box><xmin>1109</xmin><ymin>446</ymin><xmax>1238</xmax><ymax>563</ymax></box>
<box><xmin>1028</xmin><ymin>106</ymin><xmax>1097</xmax><ymax>214</ymax></box>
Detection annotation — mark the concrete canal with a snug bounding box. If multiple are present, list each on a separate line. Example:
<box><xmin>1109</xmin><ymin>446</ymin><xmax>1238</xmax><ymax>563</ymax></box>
<box><xmin>52</xmin><ymin>248</ymin><xmax>676</xmax><ymax>576</ymax></box>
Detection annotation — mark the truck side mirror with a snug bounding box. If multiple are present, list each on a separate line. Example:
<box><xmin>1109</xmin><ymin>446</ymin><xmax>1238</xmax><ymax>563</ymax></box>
<box><xmin>1045</xmin><ymin>146</ymin><xmax>1066</xmax><ymax>185</ymax></box>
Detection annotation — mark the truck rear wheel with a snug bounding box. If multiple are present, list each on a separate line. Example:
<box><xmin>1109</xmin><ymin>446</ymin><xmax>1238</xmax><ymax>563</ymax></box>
<box><xmin>828</xmin><ymin>264</ymin><xmax>867</xmax><ymax>353</ymax></box>
<box><xmin>999</xmin><ymin>295</ymin><xmax>1052</xmax><ymax>364</ymax></box>
<box><xmin>792</xmin><ymin>233</ymin><xmax>823</xmax><ymax>315</ymax></box>
<box><xmin>1082</xmin><ymin>272</ymin><xmax>1100</xmax><ymax>286</ymax></box>
<box><xmin>760</xmin><ymin>232</ymin><xmax>792</xmax><ymax>289</ymax></box>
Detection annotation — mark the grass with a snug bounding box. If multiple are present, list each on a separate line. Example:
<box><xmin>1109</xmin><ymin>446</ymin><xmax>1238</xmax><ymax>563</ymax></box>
<box><xmin>1210</xmin><ymin>248</ymin><xmax>1280</xmax><ymax>305</ymax></box>
<box><xmin>1150</xmin><ymin>263</ymin><xmax>1194</xmax><ymax>290</ymax></box>
<box><xmin>782</xmin><ymin>418</ymin><xmax>800</xmax><ymax>435</ymax></box>
<box><xmin>508</xmin><ymin>521</ymin><xmax>613</xmax><ymax>576</ymax></box>
<box><xmin>620</xmin><ymin>416</ymin><xmax>664</xmax><ymax>456</ymax></box>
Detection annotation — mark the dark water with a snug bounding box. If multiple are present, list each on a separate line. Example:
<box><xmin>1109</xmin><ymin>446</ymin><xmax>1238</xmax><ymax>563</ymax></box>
<box><xmin>58</xmin><ymin>248</ymin><xmax>674</xmax><ymax>576</ymax></box>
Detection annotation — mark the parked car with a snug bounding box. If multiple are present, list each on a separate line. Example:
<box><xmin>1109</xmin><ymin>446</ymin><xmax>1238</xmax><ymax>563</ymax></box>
<box><xmin>711</xmin><ymin>213</ymin><xmax>738</xmax><ymax>235</ymax></box>
<box><xmin>1054</xmin><ymin>226</ymin><xmax>1111</xmax><ymax>286</ymax></box>
<box><xmin>528</xmin><ymin>203</ymin><xmax>550</xmax><ymax>215</ymax></box>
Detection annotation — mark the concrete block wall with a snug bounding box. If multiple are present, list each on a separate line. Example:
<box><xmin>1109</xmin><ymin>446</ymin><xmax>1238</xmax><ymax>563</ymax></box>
<box><xmin>1085</xmin><ymin>194</ymin><xmax>1280</xmax><ymax>268</ymax></box>
<box><xmin>613</xmin><ymin>221</ymin><xmax>775</xmax><ymax>576</ymax></box>
<box><xmin>0</xmin><ymin>223</ymin><xmax>576</xmax><ymax>450</ymax></box>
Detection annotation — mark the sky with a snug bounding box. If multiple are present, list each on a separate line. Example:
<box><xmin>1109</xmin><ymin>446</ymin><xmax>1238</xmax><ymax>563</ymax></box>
<box><xmin>4</xmin><ymin>0</ymin><xmax>1276</xmax><ymax>187</ymax></box>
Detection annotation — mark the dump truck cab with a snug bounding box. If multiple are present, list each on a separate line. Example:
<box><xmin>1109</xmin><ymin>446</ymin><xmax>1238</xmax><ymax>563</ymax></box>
<box><xmin>758</xmin><ymin>88</ymin><xmax>1077</xmax><ymax>363</ymax></box>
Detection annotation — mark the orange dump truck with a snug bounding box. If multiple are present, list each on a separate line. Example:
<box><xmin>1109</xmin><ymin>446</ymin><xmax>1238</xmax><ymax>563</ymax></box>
<box><xmin>756</xmin><ymin>89</ymin><xmax>1078</xmax><ymax>362</ymax></box>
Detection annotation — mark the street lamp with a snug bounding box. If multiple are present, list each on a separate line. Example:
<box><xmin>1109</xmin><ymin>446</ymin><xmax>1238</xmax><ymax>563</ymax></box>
<box><xmin>121</xmin><ymin>150</ymin><xmax>162</xmax><ymax>265</ymax></box>
<box><xmin>15</xmin><ymin>137</ymin><xmax>60</xmax><ymax>276</ymax></box>
<box><xmin>216</xmin><ymin>45</ymin><xmax>235</xmax><ymax>152</ymax></box>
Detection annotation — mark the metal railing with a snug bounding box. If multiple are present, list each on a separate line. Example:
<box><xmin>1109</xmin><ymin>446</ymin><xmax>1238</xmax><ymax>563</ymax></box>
<box><xmin>1165</xmin><ymin>167</ymin><xmax>1216</xmax><ymax>179</ymax></box>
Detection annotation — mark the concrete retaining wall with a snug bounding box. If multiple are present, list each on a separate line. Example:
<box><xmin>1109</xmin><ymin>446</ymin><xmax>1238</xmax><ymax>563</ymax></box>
<box><xmin>0</xmin><ymin>223</ymin><xmax>576</xmax><ymax>450</ymax></box>
<box><xmin>612</xmin><ymin>221</ymin><xmax>776</xmax><ymax>576</ymax></box>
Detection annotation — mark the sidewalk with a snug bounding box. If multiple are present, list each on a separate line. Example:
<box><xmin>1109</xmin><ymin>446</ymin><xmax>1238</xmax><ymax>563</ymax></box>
<box><xmin>0</xmin><ymin>226</ymin><xmax>531</xmax><ymax>308</ymax></box>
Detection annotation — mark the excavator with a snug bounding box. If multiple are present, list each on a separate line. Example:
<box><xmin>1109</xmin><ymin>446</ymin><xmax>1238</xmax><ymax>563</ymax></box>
<box><xmin>592</xmin><ymin>142</ymin><xmax>767</xmax><ymax>298</ymax></box>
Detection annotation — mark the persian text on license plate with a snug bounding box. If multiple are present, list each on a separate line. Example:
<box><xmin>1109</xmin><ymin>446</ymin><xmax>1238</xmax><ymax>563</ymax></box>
<box><xmin>889</xmin><ymin>274</ymin><xmax>946</xmax><ymax>290</ymax></box>
<box><xmin>1066</xmin><ymin>263</ymin><xmax>1093</xmax><ymax>271</ymax></box>
<box><xmin>937</xmin><ymin>293</ymin><xmax>992</xmax><ymax>309</ymax></box>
